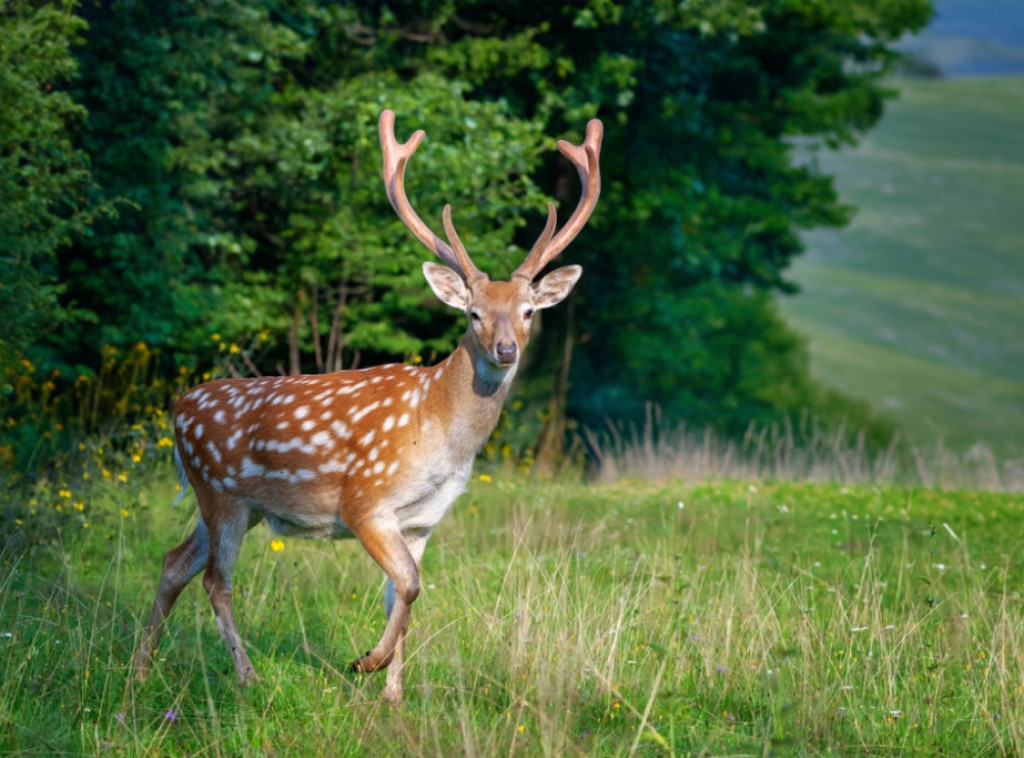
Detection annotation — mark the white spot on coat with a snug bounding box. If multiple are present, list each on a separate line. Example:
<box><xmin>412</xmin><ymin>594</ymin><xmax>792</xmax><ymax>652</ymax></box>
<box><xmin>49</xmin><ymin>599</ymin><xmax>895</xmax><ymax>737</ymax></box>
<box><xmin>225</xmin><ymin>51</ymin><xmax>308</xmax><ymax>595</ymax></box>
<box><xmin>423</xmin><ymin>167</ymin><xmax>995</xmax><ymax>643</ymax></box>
<box><xmin>310</xmin><ymin>430</ymin><xmax>334</xmax><ymax>449</ymax></box>
<box><xmin>352</xmin><ymin>401</ymin><xmax>380</xmax><ymax>423</ymax></box>
<box><xmin>241</xmin><ymin>457</ymin><xmax>265</xmax><ymax>478</ymax></box>
<box><xmin>319</xmin><ymin>459</ymin><xmax>349</xmax><ymax>474</ymax></box>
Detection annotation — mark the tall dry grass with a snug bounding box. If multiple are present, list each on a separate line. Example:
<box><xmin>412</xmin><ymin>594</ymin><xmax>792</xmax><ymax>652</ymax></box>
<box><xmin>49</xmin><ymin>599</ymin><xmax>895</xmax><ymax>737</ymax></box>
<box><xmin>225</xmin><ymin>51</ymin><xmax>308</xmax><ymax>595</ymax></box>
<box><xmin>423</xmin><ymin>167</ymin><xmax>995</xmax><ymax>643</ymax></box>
<box><xmin>584</xmin><ymin>406</ymin><xmax>1024</xmax><ymax>492</ymax></box>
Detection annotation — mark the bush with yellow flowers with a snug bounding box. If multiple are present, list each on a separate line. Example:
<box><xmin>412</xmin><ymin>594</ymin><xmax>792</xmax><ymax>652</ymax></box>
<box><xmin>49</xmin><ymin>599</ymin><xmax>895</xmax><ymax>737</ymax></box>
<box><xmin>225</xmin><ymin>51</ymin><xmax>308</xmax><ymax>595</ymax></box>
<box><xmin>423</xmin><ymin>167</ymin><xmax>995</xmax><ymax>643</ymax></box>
<box><xmin>0</xmin><ymin>344</ymin><xmax>193</xmax><ymax>544</ymax></box>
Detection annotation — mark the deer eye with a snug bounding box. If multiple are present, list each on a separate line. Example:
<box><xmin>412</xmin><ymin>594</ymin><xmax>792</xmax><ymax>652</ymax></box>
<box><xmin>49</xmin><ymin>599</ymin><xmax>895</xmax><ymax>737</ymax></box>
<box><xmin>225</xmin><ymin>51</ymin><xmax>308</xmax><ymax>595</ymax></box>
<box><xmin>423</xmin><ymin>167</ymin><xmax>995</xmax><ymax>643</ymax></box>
<box><xmin>470</xmin><ymin>309</ymin><xmax>482</xmax><ymax>324</ymax></box>
<box><xmin>523</xmin><ymin>308</ymin><xmax>534</xmax><ymax>320</ymax></box>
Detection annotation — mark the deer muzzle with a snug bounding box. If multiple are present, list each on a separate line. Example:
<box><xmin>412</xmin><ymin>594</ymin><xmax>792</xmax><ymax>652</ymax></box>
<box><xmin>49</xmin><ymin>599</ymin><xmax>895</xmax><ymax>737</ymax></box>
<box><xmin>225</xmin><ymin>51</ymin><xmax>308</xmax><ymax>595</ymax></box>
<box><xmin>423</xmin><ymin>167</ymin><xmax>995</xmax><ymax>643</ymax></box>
<box><xmin>495</xmin><ymin>341</ymin><xmax>518</xmax><ymax>366</ymax></box>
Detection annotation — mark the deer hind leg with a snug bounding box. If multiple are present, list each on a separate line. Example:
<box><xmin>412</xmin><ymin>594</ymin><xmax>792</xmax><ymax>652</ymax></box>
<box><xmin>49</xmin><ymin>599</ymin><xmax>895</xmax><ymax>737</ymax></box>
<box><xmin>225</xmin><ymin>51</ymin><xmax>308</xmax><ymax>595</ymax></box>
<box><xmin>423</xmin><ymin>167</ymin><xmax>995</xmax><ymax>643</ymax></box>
<box><xmin>350</xmin><ymin>518</ymin><xmax>422</xmax><ymax>701</ymax></box>
<box><xmin>134</xmin><ymin>518</ymin><xmax>211</xmax><ymax>680</ymax></box>
<box><xmin>202</xmin><ymin>504</ymin><xmax>261</xmax><ymax>685</ymax></box>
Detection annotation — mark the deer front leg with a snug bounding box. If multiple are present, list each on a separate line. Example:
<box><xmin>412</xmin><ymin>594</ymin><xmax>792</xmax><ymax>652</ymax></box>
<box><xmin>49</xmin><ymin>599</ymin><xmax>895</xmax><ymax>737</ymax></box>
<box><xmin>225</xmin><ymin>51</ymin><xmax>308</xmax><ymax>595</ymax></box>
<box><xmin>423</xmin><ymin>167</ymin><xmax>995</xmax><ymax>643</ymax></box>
<box><xmin>381</xmin><ymin>532</ymin><xmax>430</xmax><ymax>700</ymax></box>
<box><xmin>350</xmin><ymin>517</ymin><xmax>421</xmax><ymax>701</ymax></box>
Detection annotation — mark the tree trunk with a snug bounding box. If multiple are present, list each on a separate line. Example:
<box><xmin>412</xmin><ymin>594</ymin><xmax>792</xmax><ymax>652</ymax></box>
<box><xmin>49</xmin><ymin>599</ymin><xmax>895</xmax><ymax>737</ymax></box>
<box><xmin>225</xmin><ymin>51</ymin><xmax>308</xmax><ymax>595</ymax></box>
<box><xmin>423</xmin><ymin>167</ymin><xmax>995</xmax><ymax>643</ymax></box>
<box><xmin>533</xmin><ymin>300</ymin><xmax>575</xmax><ymax>476</ymax></box>
<box><xmin>288</xmin><ymin>301</ymin><xmax>301</xmax><ymax>376</ymax></box>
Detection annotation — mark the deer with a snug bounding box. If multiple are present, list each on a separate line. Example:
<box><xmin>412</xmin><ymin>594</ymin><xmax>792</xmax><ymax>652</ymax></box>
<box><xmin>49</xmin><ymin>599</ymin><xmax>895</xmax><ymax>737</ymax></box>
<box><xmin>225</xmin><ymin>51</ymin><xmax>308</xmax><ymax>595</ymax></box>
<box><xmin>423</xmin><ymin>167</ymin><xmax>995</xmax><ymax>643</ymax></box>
<box><xmin>132</xmin><ymin>109</ymin><xmax>602</xmax><ymax>702</ymax></box>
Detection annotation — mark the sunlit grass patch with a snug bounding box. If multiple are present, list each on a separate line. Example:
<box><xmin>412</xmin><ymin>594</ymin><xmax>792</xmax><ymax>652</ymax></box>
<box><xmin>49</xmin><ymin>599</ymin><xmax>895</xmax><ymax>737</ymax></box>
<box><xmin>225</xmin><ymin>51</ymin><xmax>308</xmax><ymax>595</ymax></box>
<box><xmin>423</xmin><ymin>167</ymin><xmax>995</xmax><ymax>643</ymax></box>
<box><xmin>2</xmin><ymin>473</ymin><xmax>1024</xmax><ymax>754</ymax></box>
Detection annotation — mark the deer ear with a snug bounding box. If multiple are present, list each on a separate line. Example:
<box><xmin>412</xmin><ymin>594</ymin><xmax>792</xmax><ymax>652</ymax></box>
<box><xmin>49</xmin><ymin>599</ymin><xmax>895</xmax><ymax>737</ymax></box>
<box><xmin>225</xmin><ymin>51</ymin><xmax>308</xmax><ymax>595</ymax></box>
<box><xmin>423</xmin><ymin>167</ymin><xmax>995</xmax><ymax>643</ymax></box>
<box><xmin>531</xmin><ymin>265</ymin><xmax>582</xmax><ymax>310</ymax></box>
<box><xmin>423</xmin><ymin>262</ymin><xmax>469</xmax><ymax>310</ymax></box>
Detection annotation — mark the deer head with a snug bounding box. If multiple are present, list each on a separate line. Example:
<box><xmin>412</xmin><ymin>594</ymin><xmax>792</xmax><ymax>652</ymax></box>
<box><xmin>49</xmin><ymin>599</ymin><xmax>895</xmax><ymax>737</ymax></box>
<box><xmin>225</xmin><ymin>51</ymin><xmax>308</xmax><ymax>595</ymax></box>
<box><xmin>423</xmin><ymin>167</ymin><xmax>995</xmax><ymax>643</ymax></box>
<box><xmin>379</xmin><ymin>109</ymin><xmax>602</xmax><ymax>374</ymax></box>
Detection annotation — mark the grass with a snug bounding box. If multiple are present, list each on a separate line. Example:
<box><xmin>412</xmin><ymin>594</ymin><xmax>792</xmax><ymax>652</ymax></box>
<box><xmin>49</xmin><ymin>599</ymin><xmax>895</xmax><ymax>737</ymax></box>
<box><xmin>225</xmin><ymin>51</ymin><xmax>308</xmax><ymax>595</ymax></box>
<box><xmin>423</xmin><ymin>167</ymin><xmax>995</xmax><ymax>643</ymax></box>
<box><xmin>4</xmin><ymin>466</ymin><xmax>1024</xmax><ymax>755</ymax></box>
<box><xmin>781</xmin><ymin>75</ymin><xmax>1024</xmax><ymax>457</ymax></box>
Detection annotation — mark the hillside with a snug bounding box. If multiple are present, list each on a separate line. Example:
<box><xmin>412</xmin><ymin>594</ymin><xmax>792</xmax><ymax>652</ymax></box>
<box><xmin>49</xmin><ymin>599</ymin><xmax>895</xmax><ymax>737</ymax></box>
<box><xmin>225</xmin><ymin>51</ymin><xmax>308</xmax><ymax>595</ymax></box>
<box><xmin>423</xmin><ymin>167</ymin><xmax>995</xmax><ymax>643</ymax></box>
<box><xmin>900</xmin><ymin>0</ymin><xmax>1024</xmax><ymax>76</ymax></box>
<box><xmin>780</xmin><ymin>75</ymin><xmax>1024</xmax><ymax>457</ymax></box>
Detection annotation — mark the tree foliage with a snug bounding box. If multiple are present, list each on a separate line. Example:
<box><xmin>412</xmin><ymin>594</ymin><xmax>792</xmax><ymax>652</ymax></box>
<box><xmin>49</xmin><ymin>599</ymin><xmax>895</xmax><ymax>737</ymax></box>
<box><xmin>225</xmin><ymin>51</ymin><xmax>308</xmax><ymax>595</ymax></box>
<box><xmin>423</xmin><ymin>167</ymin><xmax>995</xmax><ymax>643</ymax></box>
<box><xmin>5</xmin><ymin>0</ymin><xmax>933</xmax><ymax>451</ymax></box>
<box><xmin>386</xmin><ymin>0</ymin><xmax>933</xmax><ymax>432</ymax></box>
<box><xmin>0</xmin><ymin>0</ymin><xmax>98</xmax><ymax>358</ymax></box>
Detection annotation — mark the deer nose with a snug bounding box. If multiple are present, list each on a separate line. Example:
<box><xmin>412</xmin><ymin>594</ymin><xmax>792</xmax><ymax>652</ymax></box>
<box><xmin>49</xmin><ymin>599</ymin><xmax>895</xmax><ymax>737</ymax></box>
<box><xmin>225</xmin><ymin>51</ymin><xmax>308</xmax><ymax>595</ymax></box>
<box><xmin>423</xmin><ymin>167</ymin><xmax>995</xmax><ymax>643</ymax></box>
<box><xmin>495</xmin><ymin>341</ymin><xmax>518</xmax><ymax>365</ymax></box>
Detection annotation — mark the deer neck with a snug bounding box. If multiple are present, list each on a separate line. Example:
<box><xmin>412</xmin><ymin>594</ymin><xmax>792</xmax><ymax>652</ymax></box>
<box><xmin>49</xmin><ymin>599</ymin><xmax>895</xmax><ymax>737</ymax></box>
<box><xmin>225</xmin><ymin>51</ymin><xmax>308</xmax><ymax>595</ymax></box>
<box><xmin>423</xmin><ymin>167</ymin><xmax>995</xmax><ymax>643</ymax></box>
<box><xmin>431</xmin><ymin>335</ymin><xmax>516</xmax><ymax>449</ymax></box>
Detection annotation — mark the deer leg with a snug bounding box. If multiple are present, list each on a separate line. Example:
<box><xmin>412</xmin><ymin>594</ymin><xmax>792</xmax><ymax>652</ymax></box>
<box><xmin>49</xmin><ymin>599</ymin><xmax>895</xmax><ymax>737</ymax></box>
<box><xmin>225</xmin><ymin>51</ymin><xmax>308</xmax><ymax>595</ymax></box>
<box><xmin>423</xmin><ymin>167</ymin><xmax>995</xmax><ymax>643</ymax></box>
<box><xmin>202</xmin><ymin>508</ymin><xmax>260</xmax><ymax>685</ymax></box>
<box><xmin>349</xmin><ymin>518</ymin><xmax>420</xmax><ymax>701</ymax></box>
<box><xmin>381</xmin><ymin>532</ymin><xmax>429</xmax><ymax>701</ymax></box>
<box><xmin>134</xmin><ymin>519</ymin><xmax>210</xmax><ymax>680</ymax></box>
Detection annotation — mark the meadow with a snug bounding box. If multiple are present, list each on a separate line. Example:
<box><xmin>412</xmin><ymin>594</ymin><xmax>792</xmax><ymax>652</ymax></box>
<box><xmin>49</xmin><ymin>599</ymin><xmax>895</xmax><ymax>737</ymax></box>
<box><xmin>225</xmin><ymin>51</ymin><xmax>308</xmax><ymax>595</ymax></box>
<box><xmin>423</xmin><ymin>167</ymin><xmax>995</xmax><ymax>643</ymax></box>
<box><xmin>3</xmin><ymin>459</ymin><xmax>1024</xmax><ymax>756</ymax></box>
<box><xmin>780</xmin><ymin>75</ymin><xmax>1024</xmax><ymax>458</ymax></box>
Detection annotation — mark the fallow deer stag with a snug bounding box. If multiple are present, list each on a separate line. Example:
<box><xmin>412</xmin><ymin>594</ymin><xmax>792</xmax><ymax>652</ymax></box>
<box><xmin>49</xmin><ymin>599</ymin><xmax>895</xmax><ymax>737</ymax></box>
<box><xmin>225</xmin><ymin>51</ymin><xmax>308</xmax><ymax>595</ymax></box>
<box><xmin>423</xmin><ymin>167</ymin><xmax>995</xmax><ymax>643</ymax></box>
<box><xmin>133</xmin><ymin>109</ymin><xmax>602</xmax><ymax>701</ymax></box>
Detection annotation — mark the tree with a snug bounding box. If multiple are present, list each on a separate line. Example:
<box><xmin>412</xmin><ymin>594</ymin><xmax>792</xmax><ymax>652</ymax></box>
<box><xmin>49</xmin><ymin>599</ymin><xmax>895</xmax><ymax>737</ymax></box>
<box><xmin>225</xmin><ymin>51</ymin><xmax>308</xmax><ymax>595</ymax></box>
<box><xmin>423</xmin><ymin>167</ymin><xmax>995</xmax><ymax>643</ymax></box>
<box><xmin>42</xmin><ymin>0</ymin><xmax>931</xmax><ymax>455</ymax></box>
<box><xmin>355</xmin><ymin>0</ymin><xmax>932</xmax><ymax>443</ymax></box>
<box><xmin>0</xmin><ymin>0</ymin><xmax>98</xmax><ymax>361</ymax></box>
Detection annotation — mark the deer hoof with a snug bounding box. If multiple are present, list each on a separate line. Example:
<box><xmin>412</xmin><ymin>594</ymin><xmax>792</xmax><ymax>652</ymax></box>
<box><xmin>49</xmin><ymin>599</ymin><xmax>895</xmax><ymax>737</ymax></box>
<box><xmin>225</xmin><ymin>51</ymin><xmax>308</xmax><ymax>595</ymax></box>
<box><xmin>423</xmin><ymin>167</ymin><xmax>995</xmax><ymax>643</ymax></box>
<box><xmin>238</xmin><ymin>668</ymin><xmax>261</xmax><ymax>687</ymax></box>
<box><xmin>351</xmin><ymin>651</ymin><xmax>392</xmax><ymax>673</ymax></box>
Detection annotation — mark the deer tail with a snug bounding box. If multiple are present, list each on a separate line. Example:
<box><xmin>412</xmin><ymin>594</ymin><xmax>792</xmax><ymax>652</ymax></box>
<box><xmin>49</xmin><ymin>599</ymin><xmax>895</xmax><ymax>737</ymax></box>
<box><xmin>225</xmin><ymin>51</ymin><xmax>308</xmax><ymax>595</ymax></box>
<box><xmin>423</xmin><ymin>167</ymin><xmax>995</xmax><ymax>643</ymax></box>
<box><xmin>171</xmin><ymin>444</ymin><xmax>191</xmax><ymax>506</ymax></box>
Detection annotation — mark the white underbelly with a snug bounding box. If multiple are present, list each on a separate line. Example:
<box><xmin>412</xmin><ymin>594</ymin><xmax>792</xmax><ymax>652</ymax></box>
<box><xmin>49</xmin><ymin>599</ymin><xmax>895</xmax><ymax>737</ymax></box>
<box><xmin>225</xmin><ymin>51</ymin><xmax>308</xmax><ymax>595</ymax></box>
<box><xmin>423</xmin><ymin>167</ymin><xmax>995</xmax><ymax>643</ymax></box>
<box><xmin>244</xmin><ymin>459</ymin><xmax>473</xmax><ymax>540</ymax></box>
<box><xmin>260</xmin><ymin>507</ymin><xmax>355</xmax><ymax>540</ymax></box>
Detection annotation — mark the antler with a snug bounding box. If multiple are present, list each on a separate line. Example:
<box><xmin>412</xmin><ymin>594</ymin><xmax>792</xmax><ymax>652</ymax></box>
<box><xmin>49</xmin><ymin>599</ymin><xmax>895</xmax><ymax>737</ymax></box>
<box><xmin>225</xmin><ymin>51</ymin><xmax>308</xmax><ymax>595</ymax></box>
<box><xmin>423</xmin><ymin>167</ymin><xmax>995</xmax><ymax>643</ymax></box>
<box><xmin>512</xmin><ymin>118</ymin><xmax>603</xmax><ymax>281</ymax></box>
<box><xmin>379</xmin><ymin>109</ymin><xmax>484</xmax><ymax>282</ymax></box>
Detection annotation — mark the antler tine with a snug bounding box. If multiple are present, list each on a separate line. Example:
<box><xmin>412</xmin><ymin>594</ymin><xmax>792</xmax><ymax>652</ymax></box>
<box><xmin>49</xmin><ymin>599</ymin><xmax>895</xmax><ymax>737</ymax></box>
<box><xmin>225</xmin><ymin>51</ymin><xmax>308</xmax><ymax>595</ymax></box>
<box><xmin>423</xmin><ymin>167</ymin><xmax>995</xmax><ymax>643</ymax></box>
<box><xmin>379</xmin><ymin>110</ymin><xmax>481</xmax><ymax>280</ymax></box>
<box><xmin>513</xmin><ymin>118</ymin><xmax>603</xmax><ymax>280</ymax></box>
<box><xmin>525</xmin><ymin>202</ymin><xmax>558</xmax><ymax>264</ymax></box>
<box><xmin>442</xmin><ymin>204</ymin><xmax>484</xmax><ymax>283</ymax></box>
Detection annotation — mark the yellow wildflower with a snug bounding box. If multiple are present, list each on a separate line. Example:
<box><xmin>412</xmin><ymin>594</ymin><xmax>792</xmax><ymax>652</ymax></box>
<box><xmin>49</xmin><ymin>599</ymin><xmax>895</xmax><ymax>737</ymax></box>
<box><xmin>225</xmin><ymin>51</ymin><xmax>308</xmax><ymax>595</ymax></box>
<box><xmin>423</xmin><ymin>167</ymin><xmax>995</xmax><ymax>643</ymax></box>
<box><xmin>157</xmin><ymin>437</ymin><xmax>174</xmax><ymax>448</ymax></box>
<box><xmin>270</xmin><ymin>539</ymin><xmax>284</xmax><ymax>553</ymax></box>
<box><xmin>478</xmin><ymin>474</ymin><xmax>492</xmax><ymax>483</ymax></box>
